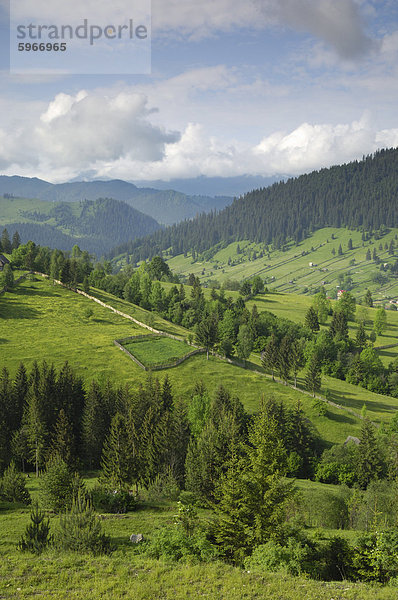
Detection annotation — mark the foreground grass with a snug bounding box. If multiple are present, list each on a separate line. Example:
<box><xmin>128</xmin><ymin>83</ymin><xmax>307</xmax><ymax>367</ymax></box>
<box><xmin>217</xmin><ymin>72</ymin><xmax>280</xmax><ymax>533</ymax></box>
<box><xmin>0</xmin><ymin>491</ymin><xmax>395</xmax><ymax>600</ymax></box>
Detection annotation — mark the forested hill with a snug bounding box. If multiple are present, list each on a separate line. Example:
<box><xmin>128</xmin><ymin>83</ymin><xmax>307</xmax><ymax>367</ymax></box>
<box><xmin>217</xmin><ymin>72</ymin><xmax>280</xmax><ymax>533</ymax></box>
<box><xmin>0</xmin><ymin>176</ymin><xmax>232</xmax><ymax>226</ymax></box>
<box><xmin>4</xmin><ymin>197</ymin><xmax>160</xmax><ymax>256</ymax></box>
<box><xmin>109</xmin><ymin>148</ymin><xmax>398</xmax><ymax>261</ymax></box>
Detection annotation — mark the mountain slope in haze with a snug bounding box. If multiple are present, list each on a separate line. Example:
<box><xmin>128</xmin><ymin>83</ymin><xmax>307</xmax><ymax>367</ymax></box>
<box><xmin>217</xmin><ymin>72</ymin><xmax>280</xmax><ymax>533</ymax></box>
<box><xmin>1</xmin><ymin>197</ymin><xmax>160</xmax><ymax>256</ymax></box>
<box><xmin>109</xmin><ymin>148</ymin><xmax>398</xmax><ymax>262</ymax></box>
<box><xmin>0</xmin><ymin>176</ymin><xmax>233</xmax><ymax>225</ymax></box>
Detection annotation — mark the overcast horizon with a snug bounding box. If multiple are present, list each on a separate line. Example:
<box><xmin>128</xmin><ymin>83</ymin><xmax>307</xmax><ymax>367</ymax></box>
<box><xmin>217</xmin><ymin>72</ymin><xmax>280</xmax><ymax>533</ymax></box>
<box><xmin>0</xmin><ymin>0</ymin><xmax>397</xmax><ymax>186</ymax></box>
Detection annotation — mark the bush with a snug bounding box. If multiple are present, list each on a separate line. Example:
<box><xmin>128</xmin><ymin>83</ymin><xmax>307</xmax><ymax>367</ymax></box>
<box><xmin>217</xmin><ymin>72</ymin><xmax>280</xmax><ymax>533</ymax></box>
<box><xmin>18</xmin><ymin>503</ymin><xmax>52</xmax><ymax>554</ymax></box>
<box><xmin>141</xmin><ymin>468</ymin><xmax>180</xmax><ymax>502</ymax></box>
<box><xmin>353</xmin><ymin>530</ymin><xmax>398</xmax><ymax>583</ymax></box>
<box><xmin>300</xmin><ymin>488</ymin><xmax>349</xmax><ymax>529</ymax></box>
<box><xmin>55</xmin><ymin>492</ymin><xmax>112</xmax><ymax>555</ymax></box>
<box><xmin>245</xmin><ymin>534</ymin><xmax>353</xmax><ymax>581</ymax></box>
<box><xmin>245</xmin><ymin>536</ymin><xmax>316</xmax><ymax>577</ymax></box>
<box><xmin>145</xmin><ymin>526</ymin><xmax>218</xmax><ymax>563</ymax></box>
<box><xmin>0</xmin><ymin>462</ymin><xmax>31</xmax><ymax>504</ymax></box>
<box><xmin>90</xmin><ymin>485</ymin><xmax>136</xmax><ymax>513</ymax></box>
<box><xmin>315</xmin><ymin>462</ymin><xmax>356</xmax><ymax>486</ymax></box>
<box><xmin>40</xmin><ymin>454</ymin><xmax>85</xmax><ymax>512</ymax></box>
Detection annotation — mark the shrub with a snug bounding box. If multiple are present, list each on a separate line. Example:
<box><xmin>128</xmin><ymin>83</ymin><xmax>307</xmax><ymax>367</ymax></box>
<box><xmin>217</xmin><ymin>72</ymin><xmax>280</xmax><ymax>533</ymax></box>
<box><xmin>145</xmin><ymin>526</ymin><xmax>218</xmax><ymax>563</ymax></box>
<box><xmin>40</xmin><ymin>454</ymin><xmax>83</xmax><ymax>512</ymax></box>
<box><xmin>245</xmin><ymin>536</ymin><xmax>317</xmax><ymax>577</ymax></box>
<box><xmin>18</xmin><ymin>503</ymin><xmax>52</xmax><ymax>554</ymax></box>
<box><xmin>55</xmin><ymin>492</ymin><xmax>112</xmax><ymax>555</ymax></box>
<box><xmin>90</xmin><ymin>485</ymin><xmax>136</xmax><ymax>513</ymax></box>
<box><xmin>141</xmin><ymin>468</ymin><xmax>180</xmax><ymax>502</ymax></box>
<box><xmin>353</xmin><ymin>530</ymin><xmax>398</xmax><ymax>583</ymax></box>
<box><xmin>245</xmin><ymin>534</ymin><xmax>353</xmax><ymax>581</ymax></box>
<box><xmin>0</xmin><ymin>462</ymin><xmax>31</xmax><ymax>504</ymax></box>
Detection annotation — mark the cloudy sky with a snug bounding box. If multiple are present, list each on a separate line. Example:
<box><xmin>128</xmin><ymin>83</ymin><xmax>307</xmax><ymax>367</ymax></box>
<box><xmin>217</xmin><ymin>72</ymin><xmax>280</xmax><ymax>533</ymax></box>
<box><xmin>0</xmin><ymin>0</ymin><xmax>398</xmax><ymax>184</ymax></box>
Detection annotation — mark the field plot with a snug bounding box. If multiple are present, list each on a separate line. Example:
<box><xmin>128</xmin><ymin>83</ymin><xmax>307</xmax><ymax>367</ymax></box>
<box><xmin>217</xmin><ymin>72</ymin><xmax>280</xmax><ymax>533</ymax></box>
<box><xmin>122</xmin><ymin>335</ymin><xmax>199</xmax><ymax>369</ymax></box>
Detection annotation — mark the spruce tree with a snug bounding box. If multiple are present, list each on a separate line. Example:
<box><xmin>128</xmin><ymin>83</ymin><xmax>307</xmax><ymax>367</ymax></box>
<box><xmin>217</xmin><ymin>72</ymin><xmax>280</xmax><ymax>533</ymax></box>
<box><xmin>50</xmin><ymin>409</ymin><xmax>75</xmax><ymax>469</ymax></box>
<box><xmin>1</xmin><ymin>228</ymin><xmax>11</xmax><ymax>253</ymax></box>
<box><xmin>277</xmin><ymin>336</ymin><xmax>292</xmax><ymax>384</ymax></box>
<box><xmin>18</xmin><ymin>502</ymin><xmax>52</xmax><ymax>554</ymax></box>
<box><xmin>356</xmin><ymin>322</ymin><xmax>367</xmax><ymax>349</ymax></box>
<box><xmin>100</xmin><ymin>412</ymin><xmax>134</xmax><ymax>492</ymax></box>
<box><xmin>356</xmin><ymin>419</ymin><xmax>385</xmax><ymax>489</ymax></box>
<box><xmin>305</xmin><ymin>306</ymin><xmax>320</xmax><ymax>333</ymax></box>
<box><xmin>305</xmin><ymin>357</ymin><xmax>322</xmax><ymax>397</ymax></box>
<box><xmin>290</xmin><ymin>339</ymin><xmax>305</xmax><ymax>388</ymax></box>
<box><xmin>364</xmin><ymin>289</ymin><xmax>373</xmax><ymax>307</ymax></box>
<box><xmin>11</xmin><ymin>230</ymin><xmax>21</xmax><ymax>250</ymax></box>
<box><xmin>261</xmin><ymin>333</ymin><xmax>279</xmax><ymax>381</ymax></box>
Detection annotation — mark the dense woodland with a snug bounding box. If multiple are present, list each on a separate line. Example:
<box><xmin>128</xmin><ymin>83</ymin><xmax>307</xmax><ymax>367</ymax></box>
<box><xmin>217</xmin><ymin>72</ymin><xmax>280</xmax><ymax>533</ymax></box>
<box><xmin>109</xmin><ymin>148</ymin><xmax>398</xmax><ymax>262</ymax></box>
<box><xmin>2</xmin><ymin>197</ymin><xmax>160</xmax><ymax>255</ymax></box>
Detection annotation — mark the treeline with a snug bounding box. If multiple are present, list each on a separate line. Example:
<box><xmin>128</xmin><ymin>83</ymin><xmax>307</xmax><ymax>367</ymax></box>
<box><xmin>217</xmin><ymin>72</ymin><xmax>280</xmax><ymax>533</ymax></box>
<box><xmin>109</xmin><ymin>148</ymin><xmax>398</xmax><ymax>261</ymax></box>
<box><xmin>0</xmin><ymin>360</ymin><xmax>320</xmax><ymax>484</ymax></box>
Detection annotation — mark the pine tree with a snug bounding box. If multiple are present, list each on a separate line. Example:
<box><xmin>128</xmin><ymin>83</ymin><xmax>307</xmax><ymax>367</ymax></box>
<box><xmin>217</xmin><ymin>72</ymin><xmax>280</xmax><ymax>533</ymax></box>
<box><xmin>82</xmin><ymin>381</ymin><xmax>107</xmax><ymax>468</ymax></box>
<box><xmin>356</xmin><ymin>322</ymin><xmax>367</xmax><ymax>348</ymax></box>
<box><xmin>56</xmin><ymin>491</ymin><xmax>111</xmax><ymax>555</ymax></box>
<box><xmin>261</xmin><ymin>333</ymin><xmax>279</xmax><ymax>381</ymax></box>
<box><xmin>236</xmin><ymin>324</ymin><xmax>253</xmax><ymax>367</ymax></box>
<box><xmin>330</xmin><ymin>310</ymin><xmax>348</xmax><ymax>340</ymax></box>
<box><xmin>25</xmin><ymin>390</ymin><xmax>47</xmax><ymax>477</ymax></box>
<box><xmin>348</xmin><ymin>238</ymin><xmax>353</xmax><ymax>250</ymax></box>
<box><xmin>277</xmin><ymin>336</ymin><xmax>292</xmax><ymax>384</ymax></box>
<box><xmin>364</xmin><ymin>289</ymin><xmax>373</xmax><ymax>307</ymax></box>
<box><xmin>338</xmin><ymin>244</ymin><xmax>343</xmax><ymax>256</ymax></box>
<box><xmin>11</xmin><ymin>230</ymin><xmax>21</xmax><ymax>250</ymax></box>
<box><xmin>50</xmin><ymin>409</ymin><xmax>75</xmax><ymax>469</ymax></box>
<box><xmin>195</xmin><ymin>313</ymin><xmax>219</xmax><ymax>359</ymax></box>
<box><xmin>290</xmin><ymin>339</ymin><xmax>305</xmax><ymax>387</ymax></box>
<box><xmin>100</xmin><ymin>412</ymin><xmax>134</xmax><ymax>491</ymax></box>
<box><xmin>1</xmin><ymin>228</ymin><xmax>11</xmax><ymax>253</ymax></box>
<box><xmin>305</xmin><ymin>306</ymin><xmax>320</xmax><ymax>333</ymax></box>
<box><xmin>305</xmin><ymin>357</ymin><xmax>322</xmax><ymax>397</ymax></box>
<box><xmin>366</xmin><ymin>249</ymin><xmax>371</xmax><ymax>260</ymax></box>
<box><xmin>230</xmin><ymin>403</ymin><xmax>295</xmax><ymax>551</ymax></box>
<box><xmin>161</xmin><ymin>375</ymin><xmax>173</xmax><ymax>413</ymax></box>
<box><xmin>374</xmin><ymin>308</ymin><xmax>387</xmax><ymax>336</ymax></box>
<box><xmin>18</xmin><ymin>502</ymin><xmax>52</xmax><ymax>554</ymax></box>
<box><xmin>356</xmin><ymin>419</ymin><xmax>385</xmax><ymax>489</ymax></box>
<box><xmin>212</xmin><ymin>452</ymin><xmax>251</xmax><ymax>563</ymax></box>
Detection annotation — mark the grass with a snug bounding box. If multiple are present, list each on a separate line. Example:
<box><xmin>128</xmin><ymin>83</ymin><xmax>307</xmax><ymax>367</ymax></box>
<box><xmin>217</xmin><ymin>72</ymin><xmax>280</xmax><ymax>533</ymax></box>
<box><xmin>163</xmin><ymin>227</ymin><xmax>398</xmax><ymax>303</ymax></box>
<box><xmin>0</xmin><ymin>473</ymin><xmax>396</xmax><ymax>600</ymax></box>
<box><xmin>4</xmin><ymin>273</ymin><xmax>397</xmax><ymax>445</ymax></box>
<box><xmin>123</xmin><ymin>336</ymin><xmax>195</xmax><ymax>368</ymax></box>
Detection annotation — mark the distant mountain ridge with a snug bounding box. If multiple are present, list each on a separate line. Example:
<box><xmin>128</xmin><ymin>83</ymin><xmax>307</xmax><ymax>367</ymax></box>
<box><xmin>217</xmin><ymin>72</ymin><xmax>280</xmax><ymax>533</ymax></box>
<box><xmin>0</xmin><ymin>176</ymin><xmax>233</xmax><ymax>225</ymax></box>
<box><xmin>1</xmin><ymin>197</ymin><xmax>160</xmax><ymax>256</ymax></box>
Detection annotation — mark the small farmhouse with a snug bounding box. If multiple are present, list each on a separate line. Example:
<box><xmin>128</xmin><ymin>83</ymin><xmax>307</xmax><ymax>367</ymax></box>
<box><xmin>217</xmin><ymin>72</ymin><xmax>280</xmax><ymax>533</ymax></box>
<box><xmin>0</xmin><ymin>255</ymin><xmax>10</xmax><ymax>271</ymax></box>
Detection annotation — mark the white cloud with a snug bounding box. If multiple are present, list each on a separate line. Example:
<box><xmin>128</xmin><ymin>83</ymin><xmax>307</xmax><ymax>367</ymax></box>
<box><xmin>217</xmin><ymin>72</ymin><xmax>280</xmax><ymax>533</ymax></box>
<box><xmin>0</xmin><ymin>89</ymin><xmax>178</xmax><ymax>179</ymax></box>
<box><xmin>94</xmin><ymin>115</ymin><xmax>398</xmax><ymax>182</ymax></box>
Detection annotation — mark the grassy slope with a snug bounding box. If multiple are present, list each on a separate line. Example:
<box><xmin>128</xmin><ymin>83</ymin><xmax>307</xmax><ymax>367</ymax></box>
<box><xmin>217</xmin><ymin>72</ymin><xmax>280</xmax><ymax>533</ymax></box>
<box><xmin>0</xmin><ymin>477</ymin><xmax>395</xmax><ymax>600</ymax></box>
<box><xmin>0</xmin><ymin>274</ymin><xmax>369</xmax><ymax>446</ymax></box>
<box><xmin>163</xmin><ymin>227</ymin><xmax>398</xmax><ymax>302</ymax></box>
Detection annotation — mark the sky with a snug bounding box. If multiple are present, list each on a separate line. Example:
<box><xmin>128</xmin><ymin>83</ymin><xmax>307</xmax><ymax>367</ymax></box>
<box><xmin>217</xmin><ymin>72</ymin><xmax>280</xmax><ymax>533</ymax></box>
<box><xmin>0</xmin><ymin>0</ymin><xmax>398</xmax><ymax>184</ymax></box>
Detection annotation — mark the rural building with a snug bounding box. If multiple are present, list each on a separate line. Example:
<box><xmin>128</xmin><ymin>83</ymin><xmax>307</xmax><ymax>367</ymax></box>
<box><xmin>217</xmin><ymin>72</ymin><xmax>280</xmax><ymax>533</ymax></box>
<box><xmin>0</xmin><ymin>255</ymin><xmax>10</xmax><ymax>271</ymax></box>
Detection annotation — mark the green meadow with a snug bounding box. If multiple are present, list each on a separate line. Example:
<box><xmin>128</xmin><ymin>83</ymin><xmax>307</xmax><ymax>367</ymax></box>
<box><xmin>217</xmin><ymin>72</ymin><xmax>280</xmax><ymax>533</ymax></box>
<box><xmin>123</xmin><ymin>336</ymin><xmax>195</xmax><ymax>368</ymax></box>
<box><xmin>164</xmin><ymin>227</ymin><xmax>398</xmax><ymax>302</ymax></box>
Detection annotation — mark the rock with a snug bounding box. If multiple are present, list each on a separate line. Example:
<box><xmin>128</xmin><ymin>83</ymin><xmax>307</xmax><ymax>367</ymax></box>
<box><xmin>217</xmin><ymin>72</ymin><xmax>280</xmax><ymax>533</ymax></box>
<box><xmin>344</xmin><ymin>435</ymin><xmax>360</xmax><ymax>446</ymax></box>
<box><xmin>130</xmin><ymin>533</ymin><xmax>144</xmax><ymax>543</ymax></box>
